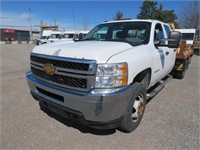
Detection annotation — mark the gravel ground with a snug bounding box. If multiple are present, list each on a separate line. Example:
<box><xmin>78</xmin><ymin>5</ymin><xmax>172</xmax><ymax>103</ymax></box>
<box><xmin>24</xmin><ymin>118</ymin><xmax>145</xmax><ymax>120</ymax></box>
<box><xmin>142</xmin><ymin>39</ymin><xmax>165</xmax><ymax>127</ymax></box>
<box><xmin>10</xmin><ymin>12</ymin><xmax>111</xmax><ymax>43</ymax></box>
<box><xmin>0</xmin><ymin>44</ymin><xmax>199</xmax><ymax>150</ymax></box>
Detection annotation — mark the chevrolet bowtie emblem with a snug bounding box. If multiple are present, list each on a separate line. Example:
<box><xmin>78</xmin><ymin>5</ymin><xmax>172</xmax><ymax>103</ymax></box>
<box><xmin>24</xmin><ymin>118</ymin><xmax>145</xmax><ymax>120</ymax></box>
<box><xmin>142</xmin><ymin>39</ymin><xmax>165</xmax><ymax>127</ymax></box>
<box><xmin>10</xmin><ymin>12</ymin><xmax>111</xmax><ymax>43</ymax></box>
<box><xmin>43</xmin><ymin>64</ymin><xmax>56</xmax><ymax>75</ymax></box>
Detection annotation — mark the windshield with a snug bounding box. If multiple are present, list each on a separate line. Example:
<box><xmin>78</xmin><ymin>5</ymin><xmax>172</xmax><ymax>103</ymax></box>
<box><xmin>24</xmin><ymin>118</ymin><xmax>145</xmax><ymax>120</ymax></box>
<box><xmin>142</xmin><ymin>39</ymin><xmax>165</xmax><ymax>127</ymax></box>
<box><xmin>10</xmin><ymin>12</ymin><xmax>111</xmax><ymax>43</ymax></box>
<box><xmin>181</xmin><ymin>33</ymin><xmax>195</xmax><ymax>41</ymax></box>
<box><xmin>81</xmin><ymin>22</ymin><xmax>151</xmax><ymax>46</ymax></box>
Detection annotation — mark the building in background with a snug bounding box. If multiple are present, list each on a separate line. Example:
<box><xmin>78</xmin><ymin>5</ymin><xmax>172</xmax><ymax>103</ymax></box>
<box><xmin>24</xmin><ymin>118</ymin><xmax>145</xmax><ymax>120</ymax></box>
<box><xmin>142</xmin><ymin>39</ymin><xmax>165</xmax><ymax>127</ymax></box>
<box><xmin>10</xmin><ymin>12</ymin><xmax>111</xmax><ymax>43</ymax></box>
<box><xmin>40</xmin><ymin>25</ymin><xmax>59</xmax><ymax>32</ymax></box>
<box><xmin>0</xmin><ymin>28</ymin><xmax>40</xmax><ymax>43</ymax></box>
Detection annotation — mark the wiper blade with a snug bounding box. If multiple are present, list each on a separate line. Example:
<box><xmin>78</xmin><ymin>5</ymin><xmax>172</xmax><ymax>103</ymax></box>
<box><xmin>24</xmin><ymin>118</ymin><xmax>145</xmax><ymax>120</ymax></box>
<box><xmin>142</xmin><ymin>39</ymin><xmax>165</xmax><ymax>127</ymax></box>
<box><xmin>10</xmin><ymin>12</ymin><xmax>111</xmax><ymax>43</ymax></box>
<box><xmin>105</xmin><ymin>39</ymin><xmax>144</xmax><ymax>46</ymax></box>
<box><xmin>104</xmin><ymin>39</ymin><xmax>131</xmax><ymax>44</ymax></box>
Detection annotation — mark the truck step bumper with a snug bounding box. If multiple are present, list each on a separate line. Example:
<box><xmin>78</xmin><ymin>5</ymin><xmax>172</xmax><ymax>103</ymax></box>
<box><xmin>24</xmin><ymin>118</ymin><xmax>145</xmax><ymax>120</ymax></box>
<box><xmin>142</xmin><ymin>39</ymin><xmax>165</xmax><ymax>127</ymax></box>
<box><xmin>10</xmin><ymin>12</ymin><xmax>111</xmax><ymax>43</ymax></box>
<box><xmin>31</xmin><ymin>92</ymin><xmax>122</xmax><ymax>129</ymax></box>
<box><xmin>26</xmin><ymin>71</ymin><xmax>132</xmax><ymax>127</ymax></box>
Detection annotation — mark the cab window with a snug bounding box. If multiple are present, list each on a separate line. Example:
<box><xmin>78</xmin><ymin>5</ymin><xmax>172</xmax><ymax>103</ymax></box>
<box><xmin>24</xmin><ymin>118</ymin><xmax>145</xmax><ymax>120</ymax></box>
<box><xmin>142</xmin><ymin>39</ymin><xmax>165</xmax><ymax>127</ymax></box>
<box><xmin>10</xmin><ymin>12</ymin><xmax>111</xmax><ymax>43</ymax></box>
<box><xmin>154</xmin><ymin>23</ymin><xmax>165</xmax><ymax>45</ymax></box>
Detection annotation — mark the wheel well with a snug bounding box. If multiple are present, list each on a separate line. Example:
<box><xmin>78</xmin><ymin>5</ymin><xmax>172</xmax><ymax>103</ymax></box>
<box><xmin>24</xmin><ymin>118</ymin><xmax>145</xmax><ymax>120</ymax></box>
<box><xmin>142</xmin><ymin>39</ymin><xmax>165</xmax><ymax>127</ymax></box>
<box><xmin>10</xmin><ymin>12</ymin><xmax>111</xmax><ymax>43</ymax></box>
<box><xmin>132</xmin><ymin>68</ymin><xmax>152</xmax><ymax>87</ymax></box>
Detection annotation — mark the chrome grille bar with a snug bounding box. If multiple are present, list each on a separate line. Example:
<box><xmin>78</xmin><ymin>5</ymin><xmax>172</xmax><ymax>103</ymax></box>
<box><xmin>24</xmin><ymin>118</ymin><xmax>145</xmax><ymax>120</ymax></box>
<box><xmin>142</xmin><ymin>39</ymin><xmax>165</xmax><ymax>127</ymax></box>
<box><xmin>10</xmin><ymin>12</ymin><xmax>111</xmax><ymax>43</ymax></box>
<box><xmin>30</xmin><ymin>53</ymin><xmax>96</xmax><ymax>91</ymax></box>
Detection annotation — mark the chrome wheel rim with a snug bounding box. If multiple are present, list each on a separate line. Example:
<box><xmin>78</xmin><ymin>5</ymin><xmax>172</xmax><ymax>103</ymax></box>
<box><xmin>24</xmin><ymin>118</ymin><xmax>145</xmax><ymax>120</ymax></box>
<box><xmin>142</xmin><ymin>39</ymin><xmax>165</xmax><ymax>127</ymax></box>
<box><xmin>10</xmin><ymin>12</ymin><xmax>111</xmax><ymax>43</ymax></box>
<box><xmin>132</xmin><ymin>94</ymin><xmax>145</xmax><ymax>123</ymax></box>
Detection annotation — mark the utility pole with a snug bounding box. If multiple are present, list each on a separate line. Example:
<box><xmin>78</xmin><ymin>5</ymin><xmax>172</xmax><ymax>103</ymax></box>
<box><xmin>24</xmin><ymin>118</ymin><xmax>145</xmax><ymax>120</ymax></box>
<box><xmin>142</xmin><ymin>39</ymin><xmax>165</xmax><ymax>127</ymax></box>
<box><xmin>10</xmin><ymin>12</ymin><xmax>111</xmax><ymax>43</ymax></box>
<box><xmin>29</xmin><ymin>7</ymin><xmax>32</xmax><ymax>41</ymax></box>
<box><xmin>72</xmin><ymin>9</ymin><xmax>76</xmax><ymax>32</ymax></box>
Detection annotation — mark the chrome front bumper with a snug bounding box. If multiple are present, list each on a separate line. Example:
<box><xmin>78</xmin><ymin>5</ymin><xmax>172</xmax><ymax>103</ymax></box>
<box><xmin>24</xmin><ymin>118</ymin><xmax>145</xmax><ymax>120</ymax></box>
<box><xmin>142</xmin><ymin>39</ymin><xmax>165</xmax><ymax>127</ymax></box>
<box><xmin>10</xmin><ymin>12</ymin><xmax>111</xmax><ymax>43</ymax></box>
<box><xmin>26</xmin><ymin>71</ymin><xmax>132</xmax><ymax>124</ymax></box>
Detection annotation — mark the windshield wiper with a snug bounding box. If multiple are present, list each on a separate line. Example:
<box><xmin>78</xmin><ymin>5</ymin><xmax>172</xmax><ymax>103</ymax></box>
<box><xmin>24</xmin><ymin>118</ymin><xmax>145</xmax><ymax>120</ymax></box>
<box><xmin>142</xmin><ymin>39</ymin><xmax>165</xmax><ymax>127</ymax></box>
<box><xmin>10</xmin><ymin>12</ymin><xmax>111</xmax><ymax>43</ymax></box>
<box><xmin>104</xmin><ymin>39</ymin><xmax>144</xmax><ymax>46</ymax></box>
<box><xmin>104</xmin><ymin>39</ymin><xmax>131</xmax><ymax>44</ymax></box>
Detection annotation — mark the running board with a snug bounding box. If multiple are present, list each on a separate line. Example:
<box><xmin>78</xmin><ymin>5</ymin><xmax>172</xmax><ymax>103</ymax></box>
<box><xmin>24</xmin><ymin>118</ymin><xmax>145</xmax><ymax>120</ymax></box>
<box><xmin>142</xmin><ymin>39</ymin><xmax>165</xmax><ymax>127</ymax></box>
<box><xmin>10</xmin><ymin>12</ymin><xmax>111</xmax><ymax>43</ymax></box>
<box><xmin>147</xmin><ymin>75</ymin><xmax>172</xmax><ymax>99</ymax></box>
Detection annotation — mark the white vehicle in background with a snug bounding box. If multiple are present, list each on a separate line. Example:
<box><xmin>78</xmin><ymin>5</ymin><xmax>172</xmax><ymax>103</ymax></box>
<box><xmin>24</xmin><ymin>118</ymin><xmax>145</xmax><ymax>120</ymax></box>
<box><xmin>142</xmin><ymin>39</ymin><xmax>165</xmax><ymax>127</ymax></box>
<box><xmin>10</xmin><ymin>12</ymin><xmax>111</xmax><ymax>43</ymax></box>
<box><xmin>47</xmin><ymin>31</ymin><xmax>62</xmax><ymax>43</ymax></box>
<box><xmin>60</xmin><ymin>31</ymin><xmax>75</xmax><ymax>42</ymax></box>
<box><xmin>54</xmin><ymin>30</ymin><xmax>89</xmax><ymax>43</ymax></box>
<box><xmin>61</xmin><ymin>31</ymin><xmax>75</xmax><ymax>40</ymax></box>
<box><xmin>36</xmin><ymin>30</ymin><xmax>52</xmax><ymax>45</ymax></box>
<box><xmin>175</xmin><ymin>29</ymin><xmax>196</xmax><ymax>44</ymax></box>
<box><xmin>74</xmin><ymin>30</ymin><xmax>89</xmax><ymax>40</ymax></box>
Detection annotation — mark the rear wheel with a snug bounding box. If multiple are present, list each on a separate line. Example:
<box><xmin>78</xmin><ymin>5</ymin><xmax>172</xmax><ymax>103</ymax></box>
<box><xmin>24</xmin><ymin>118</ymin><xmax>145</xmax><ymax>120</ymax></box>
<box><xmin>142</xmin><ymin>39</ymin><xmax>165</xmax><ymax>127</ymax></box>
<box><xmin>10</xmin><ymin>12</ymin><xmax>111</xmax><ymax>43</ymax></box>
<box><xmin>175</xmin><ymin>70</ymin><xmax>185</xmax><ymax>79</ymax></box>
<box><xmin>120</xmin><ymin>83</ymin><xmax>147</xmax><ymax>133</ymax></box>
<box><xmin>175</xmin><ymin>60</ymin><xmax>187</xmax><ymax>79</ymax></box>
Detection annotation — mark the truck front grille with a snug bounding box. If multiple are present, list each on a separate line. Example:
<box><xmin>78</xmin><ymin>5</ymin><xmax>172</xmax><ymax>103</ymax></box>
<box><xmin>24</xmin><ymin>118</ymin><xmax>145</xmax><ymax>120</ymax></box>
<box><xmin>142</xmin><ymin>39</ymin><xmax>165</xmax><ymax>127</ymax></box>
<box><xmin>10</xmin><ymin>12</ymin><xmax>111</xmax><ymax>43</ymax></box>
<box><xmin>31</xmin><ymin>67</ymin><xmax>87</xmax><ymax>89</ymax></box>
<box><xmin>31</xmin><ymin>55</ymin><xmax>89</xmax><ymax>71</ymax></box>
<box><xmin>30</xmin><ymin>53</ymin><xmax>96</xmax><ymax>91</ymax></box>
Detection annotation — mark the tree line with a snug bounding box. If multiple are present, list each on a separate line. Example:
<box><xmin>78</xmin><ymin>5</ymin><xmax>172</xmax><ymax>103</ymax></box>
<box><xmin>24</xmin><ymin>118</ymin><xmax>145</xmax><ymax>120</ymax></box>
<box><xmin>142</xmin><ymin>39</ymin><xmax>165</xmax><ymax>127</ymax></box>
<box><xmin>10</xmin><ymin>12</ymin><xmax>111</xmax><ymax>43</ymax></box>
<box><xmin>113</xmin><ymin>0</ymin><xmax>199</xmax><ymax>30</ymax></box>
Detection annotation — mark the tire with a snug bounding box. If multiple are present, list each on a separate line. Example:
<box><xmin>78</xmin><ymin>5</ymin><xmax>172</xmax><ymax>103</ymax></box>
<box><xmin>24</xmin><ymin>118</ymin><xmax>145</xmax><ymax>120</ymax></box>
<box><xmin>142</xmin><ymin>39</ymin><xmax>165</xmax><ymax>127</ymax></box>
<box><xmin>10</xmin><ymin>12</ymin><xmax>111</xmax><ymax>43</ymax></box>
<box><xmin>120</xmin><ymin>83</ymin><xmax>147</xmax><ymax>133</ymax></box>
<box><xmin>175</xmin><ymin>60</ymin><xmax>187</xmax><ymax>79</ymax></box>
<box><xmin>175</xmin><ymin>70</ymin><xmax>185</xmax><ymax>79</ymax></box>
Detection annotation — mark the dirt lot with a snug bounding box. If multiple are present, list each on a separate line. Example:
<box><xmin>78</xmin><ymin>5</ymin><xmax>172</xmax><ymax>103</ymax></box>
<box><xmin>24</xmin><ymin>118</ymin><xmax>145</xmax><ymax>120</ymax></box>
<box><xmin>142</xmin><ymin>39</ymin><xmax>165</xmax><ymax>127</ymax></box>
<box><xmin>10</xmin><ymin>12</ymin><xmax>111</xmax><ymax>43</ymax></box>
<box><xmin>1</xmin><ymin>44</ymin><xmax>199</xmax><ymax>149</ymax></box>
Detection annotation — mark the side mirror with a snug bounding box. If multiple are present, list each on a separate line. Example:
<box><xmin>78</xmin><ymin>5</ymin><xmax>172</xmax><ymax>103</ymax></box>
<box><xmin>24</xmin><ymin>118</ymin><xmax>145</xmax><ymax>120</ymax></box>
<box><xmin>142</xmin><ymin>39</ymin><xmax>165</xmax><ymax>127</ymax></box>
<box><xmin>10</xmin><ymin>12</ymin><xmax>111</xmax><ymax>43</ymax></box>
<box><xmin>168</xmin><ymin>31</ymin><xmax>181</xmax><ymax>48</ymax></box>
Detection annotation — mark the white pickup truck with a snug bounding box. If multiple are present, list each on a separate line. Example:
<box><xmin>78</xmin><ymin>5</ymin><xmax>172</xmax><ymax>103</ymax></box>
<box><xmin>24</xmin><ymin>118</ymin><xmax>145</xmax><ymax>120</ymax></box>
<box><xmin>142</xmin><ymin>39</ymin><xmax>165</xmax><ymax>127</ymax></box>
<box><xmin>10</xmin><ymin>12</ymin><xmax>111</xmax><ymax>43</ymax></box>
<box><xmin>26</xmin><ymin>20</ymin><xmax>180</xmax><ymax>132</ymax></box>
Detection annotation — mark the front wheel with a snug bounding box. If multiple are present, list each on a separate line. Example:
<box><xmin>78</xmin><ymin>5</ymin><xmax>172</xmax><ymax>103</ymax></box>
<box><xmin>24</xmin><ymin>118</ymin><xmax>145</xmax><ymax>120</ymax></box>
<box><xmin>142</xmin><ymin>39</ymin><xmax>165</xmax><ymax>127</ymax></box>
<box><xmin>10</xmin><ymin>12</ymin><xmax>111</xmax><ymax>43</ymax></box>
<box><xmin>120</xmin><ymin>83</ymin><xmax>147</xmax><ymax>133</ymax></box>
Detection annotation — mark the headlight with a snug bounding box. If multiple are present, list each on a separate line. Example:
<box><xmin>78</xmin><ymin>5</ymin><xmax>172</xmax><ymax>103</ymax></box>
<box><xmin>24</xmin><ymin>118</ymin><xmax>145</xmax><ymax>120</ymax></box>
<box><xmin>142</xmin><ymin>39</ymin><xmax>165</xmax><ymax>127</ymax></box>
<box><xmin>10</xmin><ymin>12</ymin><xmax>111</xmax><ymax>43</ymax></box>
<box><xmin>95</xmin><ymin>63</ymin><xmax>128</xmax><ymax>88</ymax></box>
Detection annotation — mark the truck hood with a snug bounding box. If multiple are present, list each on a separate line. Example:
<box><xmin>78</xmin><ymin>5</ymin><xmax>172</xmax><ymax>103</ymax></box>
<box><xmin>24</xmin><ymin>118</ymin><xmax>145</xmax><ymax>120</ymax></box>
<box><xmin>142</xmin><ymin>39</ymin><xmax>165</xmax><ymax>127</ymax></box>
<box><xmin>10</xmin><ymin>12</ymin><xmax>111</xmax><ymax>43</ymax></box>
<box><xmin>32</xmin><ymin>41</ymin><xmax>133</xmax><ymax>63</ymax></box>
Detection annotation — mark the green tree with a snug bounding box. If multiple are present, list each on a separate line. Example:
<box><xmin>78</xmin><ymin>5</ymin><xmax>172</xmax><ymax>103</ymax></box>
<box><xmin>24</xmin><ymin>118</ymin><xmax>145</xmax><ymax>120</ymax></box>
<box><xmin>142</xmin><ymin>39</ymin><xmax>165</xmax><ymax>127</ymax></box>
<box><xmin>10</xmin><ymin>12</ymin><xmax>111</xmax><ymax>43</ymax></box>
<box><xmin>137</xmin><ymin>0</ymin><xmax>158</xmax><ymax>19</ymax></box>
<box><xmin>156</xmin><ymin>4</ymin><xmax>177</xmax><ymax>23</ymax></box>
<box><xmin>113</xmin><ymin>11</ymin><xmax>124</xmax><ymax>20</ymax></box>
<box><xmin>137</xmin><ymin>0</ymin><xmax>177</xmax><ymax>23</ymax></box>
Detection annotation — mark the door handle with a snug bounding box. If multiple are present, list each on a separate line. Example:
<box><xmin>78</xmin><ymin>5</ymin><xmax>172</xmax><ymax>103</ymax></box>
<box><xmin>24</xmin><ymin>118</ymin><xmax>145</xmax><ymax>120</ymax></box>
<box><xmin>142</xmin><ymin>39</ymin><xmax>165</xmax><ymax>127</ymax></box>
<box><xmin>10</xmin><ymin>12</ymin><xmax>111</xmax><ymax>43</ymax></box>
<box><xmin>165</xmin><ymin>51</ymin><xmax>170</xmax><ymax>55</ymax></box>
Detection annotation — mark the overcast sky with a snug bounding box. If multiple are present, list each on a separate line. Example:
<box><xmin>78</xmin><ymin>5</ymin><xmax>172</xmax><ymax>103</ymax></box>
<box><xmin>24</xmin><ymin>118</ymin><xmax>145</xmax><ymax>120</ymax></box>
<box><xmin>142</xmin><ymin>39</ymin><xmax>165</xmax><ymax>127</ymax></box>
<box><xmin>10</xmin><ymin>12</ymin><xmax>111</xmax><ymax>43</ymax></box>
<box><xmin>1</xmin><ymin>0</ymin><xmax>188</xmax><ymax>31</ymax></box>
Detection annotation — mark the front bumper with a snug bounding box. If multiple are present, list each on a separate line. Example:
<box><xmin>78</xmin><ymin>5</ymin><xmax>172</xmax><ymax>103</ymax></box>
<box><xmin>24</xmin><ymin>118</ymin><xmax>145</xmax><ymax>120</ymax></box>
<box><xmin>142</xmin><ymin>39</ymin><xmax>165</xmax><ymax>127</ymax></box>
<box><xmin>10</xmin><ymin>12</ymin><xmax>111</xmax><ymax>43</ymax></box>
<box><xmin>26</xmin><ymin>71</ymin><xmax>133</xmax><ymax>128</ymax></box>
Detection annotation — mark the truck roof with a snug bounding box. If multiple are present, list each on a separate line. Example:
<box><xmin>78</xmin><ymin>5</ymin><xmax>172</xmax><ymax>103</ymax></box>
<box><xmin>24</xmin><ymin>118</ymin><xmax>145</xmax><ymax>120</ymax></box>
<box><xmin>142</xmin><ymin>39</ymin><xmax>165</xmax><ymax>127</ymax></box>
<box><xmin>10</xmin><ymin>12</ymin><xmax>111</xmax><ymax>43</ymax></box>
<box><xmin>102</xmin><ymin>19</ymin><xmax>165</xmax><ymax>24</ymax></box>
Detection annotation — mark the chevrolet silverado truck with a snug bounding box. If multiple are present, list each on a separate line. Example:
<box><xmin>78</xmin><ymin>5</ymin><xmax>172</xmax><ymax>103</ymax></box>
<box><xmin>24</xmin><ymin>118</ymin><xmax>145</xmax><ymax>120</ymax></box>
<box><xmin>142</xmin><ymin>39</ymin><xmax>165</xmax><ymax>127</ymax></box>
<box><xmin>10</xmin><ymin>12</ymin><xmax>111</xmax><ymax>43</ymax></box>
<box><xmin>26</xmin><ymin>20</ymin><xmax>180</xmax><ymax>132</ymax></box>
